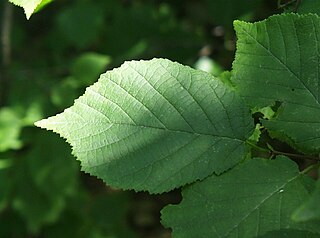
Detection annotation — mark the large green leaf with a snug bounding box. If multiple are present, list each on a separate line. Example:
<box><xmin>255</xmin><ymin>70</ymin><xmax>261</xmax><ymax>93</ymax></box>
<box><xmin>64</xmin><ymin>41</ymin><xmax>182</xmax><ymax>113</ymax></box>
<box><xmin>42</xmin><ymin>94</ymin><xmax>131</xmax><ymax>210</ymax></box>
<box><xmin>161</xmin><ymin>157</ymin><xmax>320</xmax><ymax>238</ymax></box>
<box><xmin>36</xmin><ymin>58</ymin><xmax>254</xmax><ymax>193</ymax></box>
<box><xmin>232</xmin><ymin>14</ymin><xmax>320</xmax><ymax>153</ymax></box>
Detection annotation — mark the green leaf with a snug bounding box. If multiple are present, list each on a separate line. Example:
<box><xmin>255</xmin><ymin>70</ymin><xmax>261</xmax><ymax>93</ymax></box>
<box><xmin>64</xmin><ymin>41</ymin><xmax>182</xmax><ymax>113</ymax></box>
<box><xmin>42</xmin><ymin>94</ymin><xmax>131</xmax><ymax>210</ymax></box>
<box><xmin>293</xmin><ymin>168</ymin><xmax>320</xmax><ymax>222</ymax></box>
<box><xmin>55</xmin><ymin>3</ymin><xmax>105</xmax><ymax>49</ymax></box>
<box><xmin>232</xmin><ymin>14</ymin><xmax>320</xmax><ymax>153</ymax></box>
<box><xmin>248</xmin><ymin>123</ymin><xmax>262</xmax><ymax>143</ymax></box>
<box><xmin>252</xmin><ymin>106</ymin><xmax>275</xmax><ymax>120</ymax></box>
<box><xmin>0</xmin><ymin>108</ymin><xmax>23</xmax><ymax>152</ymax></box>
<box><xmin>71</xmin><ymin>52</ymin><xmax>111</xmax><ymax>87</ymax></box>
<box><xmin>34</xmin><ymin>0</ymin><xmax>53</xmax><ymax>13</ymax></box>
<box><xmin>36</xmin><ymin>58</ymin><xmax>254</xmax><ymax>193</ymax></box>
<box><xmin>9</xmin><ymin>0</ymin><xmax>51</xmax><ymax>19</ymax></box>
<box><xmin>161</xmin><ymin>156</ymin><xmax>320</xmax><ymax>238</ymax></box>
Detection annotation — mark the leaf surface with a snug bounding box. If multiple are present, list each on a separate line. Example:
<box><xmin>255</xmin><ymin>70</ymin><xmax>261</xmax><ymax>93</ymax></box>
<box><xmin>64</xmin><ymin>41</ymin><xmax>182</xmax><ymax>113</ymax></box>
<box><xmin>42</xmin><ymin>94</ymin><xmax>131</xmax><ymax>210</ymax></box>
<box><xmin>233</xmin><ymin>14</ymin><xmax>320</xmax><ymax>152</ymax></box>
<box><xmin>161</xmin><ymin>157</ymin><xmax>320</xmax><ymax>238</ymax></box>
<box><xmin>257</xmin><ymin>229</ymin><xmax>320</xmax><ymax>238</ymax></box>
<box><xmin>36</xmin><ymin>58</ymin><xmax>253</xmax><ymax>193</ymax></box>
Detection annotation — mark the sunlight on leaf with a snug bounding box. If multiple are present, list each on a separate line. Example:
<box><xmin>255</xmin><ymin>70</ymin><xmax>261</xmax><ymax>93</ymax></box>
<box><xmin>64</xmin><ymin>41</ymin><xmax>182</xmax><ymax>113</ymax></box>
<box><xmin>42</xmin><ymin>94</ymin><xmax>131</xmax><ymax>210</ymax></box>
<box><xmin>35</xmin><ymin>58</ymin><xmax>254</xmax><ymax>193</ymax></box>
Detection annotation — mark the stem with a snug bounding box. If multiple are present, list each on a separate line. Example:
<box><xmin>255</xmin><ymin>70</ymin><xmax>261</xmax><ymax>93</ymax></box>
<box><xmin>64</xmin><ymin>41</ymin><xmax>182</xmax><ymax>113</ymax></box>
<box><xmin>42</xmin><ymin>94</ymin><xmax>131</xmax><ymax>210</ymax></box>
<box><xmin>1</xmin><ymin>2</ymin><xmax>12</xmax><ymax>67</ymax></box>
<box><xmin>301</xmin><ymin>163</ymin><xmax>320</xmax><ymax>175</ymax></box>
<box><xmin>271</xmin><ymin>149</ymin><xmax>320</xmax><ymax>161</ymax></box>
<box><xmin>293</xmin><ymin>0</ymin><xmax>302</xmax><ymax>12</ymax></box>
<box><xmin>246</xmin><ymin>141</ymin><xmax>320</xmax><ymax>161</ymax></box>
<box><xmin>278</xmin><ymin>0</ymin><xmax>297</xmax><ymax>8</ymax></box>
<box><xmin>246</xmin><ymin>141</ymin><xmax>270</xmax><ymax>154</ymax></box>
<box><xmin>277</xmin><ymin>0</ymin><xmax>302</xmax><ymax>12</ymax></box>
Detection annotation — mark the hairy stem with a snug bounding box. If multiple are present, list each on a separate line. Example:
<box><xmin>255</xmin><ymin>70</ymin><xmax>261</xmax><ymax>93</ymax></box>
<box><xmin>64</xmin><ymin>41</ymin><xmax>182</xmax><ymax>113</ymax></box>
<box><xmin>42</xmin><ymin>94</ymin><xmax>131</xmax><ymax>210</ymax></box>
<box><xmin>277</xmin><ymin>0</ymin><xmax>301</xmax><ymax>12</ymax></box>
<box><xmin>246</xmin><ymin>141</ymin><xmax>320</xmax><ymax>161</ymax></box>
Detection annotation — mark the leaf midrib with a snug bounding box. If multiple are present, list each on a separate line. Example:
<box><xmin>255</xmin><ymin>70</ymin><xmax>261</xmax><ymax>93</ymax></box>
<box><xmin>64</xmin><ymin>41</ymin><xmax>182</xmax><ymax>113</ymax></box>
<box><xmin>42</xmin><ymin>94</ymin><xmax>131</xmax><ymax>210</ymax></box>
<box><xmin>51</xmin><ymin>117</ymin><xmax>245</xmax><ymax>142</ymax></box>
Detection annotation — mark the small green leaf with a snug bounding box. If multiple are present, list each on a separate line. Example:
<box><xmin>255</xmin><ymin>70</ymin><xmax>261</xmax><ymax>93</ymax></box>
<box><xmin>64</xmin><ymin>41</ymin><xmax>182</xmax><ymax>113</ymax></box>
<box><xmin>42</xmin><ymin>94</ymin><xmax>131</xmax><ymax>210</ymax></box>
<box><xmin>9</xmin><ymin>0</ymin><xmax>51</xmax><ymax>19</ymax></box>
<box><xmin>248</xmin><ymin>123</ymin><xmax>262</xmax><ymax>143</ymax></box>
<box><xmin>71</xmin><ymin>52</ymin><xmax>111</xmax><ymax>87</ymax></box>
<box><xmin>252</xmin><ymin>106</ymin><xmax>275</xmax><ymax>120</ymax></box>
<box><xmin>36</xmin><ymin>58</ymin><xmax>254</xmax><ymax>193</ymax></box>
<box><xmin>233</xmin><ymin>14</ymin><xmax>320</xmax><ymax>153</ymax></box>
<box><xmin>161</xmin><ymin>157</ymin><xmax>320</xmax><ymax>238</ymax></box>
<box><xmin>0</xmin><ymin>108</ymin><xmax>23</xmax><ymax>152</ymax></box>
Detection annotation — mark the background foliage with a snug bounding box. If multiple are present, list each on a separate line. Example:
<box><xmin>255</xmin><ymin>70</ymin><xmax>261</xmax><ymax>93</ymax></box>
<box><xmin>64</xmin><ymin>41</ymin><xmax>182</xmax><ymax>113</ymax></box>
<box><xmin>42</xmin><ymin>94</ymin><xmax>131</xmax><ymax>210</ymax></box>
<box><xmin>1</xmin><ymin>0</ymin><xmax>314</xmax><ymax>237</ymax></box>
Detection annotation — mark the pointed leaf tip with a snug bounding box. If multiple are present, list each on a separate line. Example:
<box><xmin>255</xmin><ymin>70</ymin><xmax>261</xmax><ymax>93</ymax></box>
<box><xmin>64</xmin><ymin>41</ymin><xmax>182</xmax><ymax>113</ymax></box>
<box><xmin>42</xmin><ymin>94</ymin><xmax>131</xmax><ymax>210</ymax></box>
<box><xmin>9</xmin><ymin>0</ymin><xmax>51</xmax><ymax>19</ymax></box>
<box><xmin>34</xmin><ymin>119</ymin><xmax>45</xmax><ymax>128</ymax></box>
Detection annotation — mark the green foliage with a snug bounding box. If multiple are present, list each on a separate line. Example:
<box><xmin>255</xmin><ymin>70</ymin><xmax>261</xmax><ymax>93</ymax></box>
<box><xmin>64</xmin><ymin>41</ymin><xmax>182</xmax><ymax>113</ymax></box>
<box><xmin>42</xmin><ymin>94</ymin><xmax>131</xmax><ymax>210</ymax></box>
<box><xmin>36</xmin><ymin>10</ymin><xmax>320</xmax><ymax>238</ymax></box>
<box><xmin>4</xmin><ymin>0</ymin><xmax>320</xmax><ymax>237</ymax></box>
<box><xmin>0</xmin><ymin>108</ymin><xmax>22</xmax><ymax>151</ymax></box>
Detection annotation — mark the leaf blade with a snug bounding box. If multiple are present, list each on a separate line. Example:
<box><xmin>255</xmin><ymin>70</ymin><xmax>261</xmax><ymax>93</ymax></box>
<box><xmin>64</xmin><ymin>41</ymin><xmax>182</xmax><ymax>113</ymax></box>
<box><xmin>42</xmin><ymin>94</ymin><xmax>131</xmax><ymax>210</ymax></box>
<box><xmin>36</xmin><ymin>58</ymin><xmax>254</xmax><ymax>193</ymax></box>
